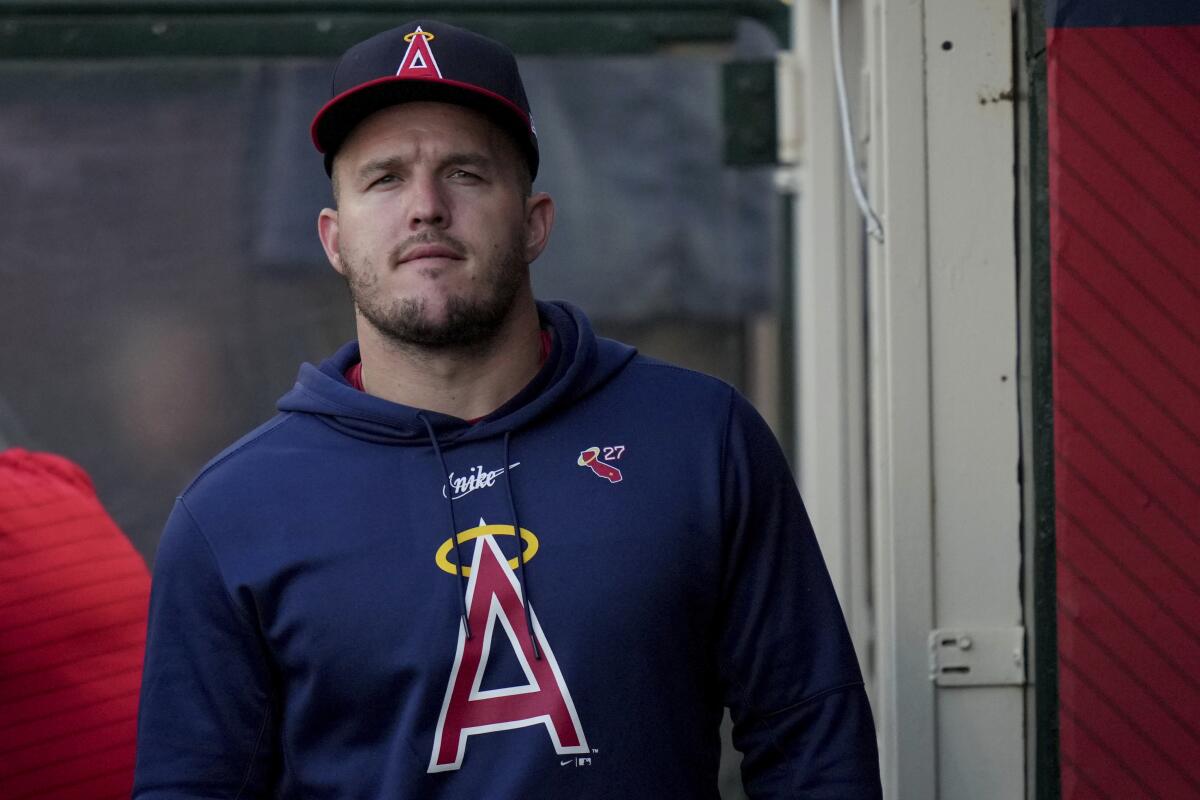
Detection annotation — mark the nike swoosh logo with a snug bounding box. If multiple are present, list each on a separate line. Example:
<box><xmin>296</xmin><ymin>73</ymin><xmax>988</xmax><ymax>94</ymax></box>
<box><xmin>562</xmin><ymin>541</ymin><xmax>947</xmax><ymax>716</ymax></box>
<box><xmin>560</xmin><ymin>759</ymin><xmax>575</xmax><ymax>766</ymax></box>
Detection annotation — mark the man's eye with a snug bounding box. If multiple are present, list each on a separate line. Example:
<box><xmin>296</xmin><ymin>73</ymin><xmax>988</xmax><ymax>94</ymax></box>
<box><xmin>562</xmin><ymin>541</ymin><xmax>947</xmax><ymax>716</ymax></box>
<box><xmin>369</xmin><ymin>174</ymin><xmax>397</xmax><ymax>188</ymax></box>
<box><xmin>449</xmin><ymin>169</ymin><xmax>481</xmax><ymax>180</ymax></box>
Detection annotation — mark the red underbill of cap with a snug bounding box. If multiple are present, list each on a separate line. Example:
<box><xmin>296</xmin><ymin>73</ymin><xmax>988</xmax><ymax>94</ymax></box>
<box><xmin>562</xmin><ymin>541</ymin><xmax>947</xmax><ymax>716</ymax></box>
<box><xmin>310</xmin><ymin>74</ymin><xmax>533</xmax><ymax>153</ymax></box>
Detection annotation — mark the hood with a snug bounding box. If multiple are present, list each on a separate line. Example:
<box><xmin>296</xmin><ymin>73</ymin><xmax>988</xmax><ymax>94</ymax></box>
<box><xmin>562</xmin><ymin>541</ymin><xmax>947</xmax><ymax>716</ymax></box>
<box><xmin>276</xmin><ymin>300</ymin><xmax>636</xmax><ymax>446</ymax></box>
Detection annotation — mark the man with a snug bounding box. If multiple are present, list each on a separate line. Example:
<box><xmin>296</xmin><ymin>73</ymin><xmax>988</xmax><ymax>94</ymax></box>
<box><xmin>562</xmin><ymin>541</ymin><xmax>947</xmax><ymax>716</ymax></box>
<box><xmin>134</xmin><ymin>20</ymin><xmax>881</xmax><ymax>799</ymax></box>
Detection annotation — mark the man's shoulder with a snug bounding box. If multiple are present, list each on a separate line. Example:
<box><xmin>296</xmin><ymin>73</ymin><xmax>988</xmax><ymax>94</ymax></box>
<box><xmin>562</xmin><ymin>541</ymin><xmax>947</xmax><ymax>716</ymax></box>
<box><xmin>610</xmin><ymin>353</ymin><xmax>780</xmax><ymax>454</ymax></box>
<box><xmin>619</xmin><ymin>352</ymin><xmax>737</xmax><ymax>398</ymax></box>
<box><xmin>180</xmin><ymin>412</ymin><xmax>310</xmax><ymax>501</ymax></box>
<box><xmin>588</xmin><ymin>351</ymin><xmax>764</xmax><ymax>435</ymax></box>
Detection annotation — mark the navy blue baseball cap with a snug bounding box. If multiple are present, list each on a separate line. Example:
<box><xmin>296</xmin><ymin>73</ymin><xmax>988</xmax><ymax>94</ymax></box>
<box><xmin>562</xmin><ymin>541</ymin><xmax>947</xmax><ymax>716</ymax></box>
<box><xmin>311</xmin><ymin>20</ymin><xmax>539</xmax><ymax>179</ymax></box>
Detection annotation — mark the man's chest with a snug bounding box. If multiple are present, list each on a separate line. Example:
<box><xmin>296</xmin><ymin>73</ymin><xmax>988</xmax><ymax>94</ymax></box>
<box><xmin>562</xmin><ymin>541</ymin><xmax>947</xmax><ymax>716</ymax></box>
<box><xmin>244</xmin><ymin>431</ymin><xmax>726</xmax><ymax>709</ymax></box>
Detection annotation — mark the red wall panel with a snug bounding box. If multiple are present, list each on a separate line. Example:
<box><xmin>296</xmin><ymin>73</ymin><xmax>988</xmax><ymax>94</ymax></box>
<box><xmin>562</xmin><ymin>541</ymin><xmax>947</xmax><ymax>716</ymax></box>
<box><xmin>1049</xmin><ymin>21</ymin><xmax>1200</xmax><ymax>800</ymax></box>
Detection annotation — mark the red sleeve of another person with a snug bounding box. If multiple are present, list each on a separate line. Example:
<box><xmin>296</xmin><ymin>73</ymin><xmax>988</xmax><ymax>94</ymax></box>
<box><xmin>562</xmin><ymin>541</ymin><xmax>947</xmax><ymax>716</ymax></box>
<box><xmin>0</xmin><ymin>449</ymin><xmax>150</xmax><ymax>800</ymax></box>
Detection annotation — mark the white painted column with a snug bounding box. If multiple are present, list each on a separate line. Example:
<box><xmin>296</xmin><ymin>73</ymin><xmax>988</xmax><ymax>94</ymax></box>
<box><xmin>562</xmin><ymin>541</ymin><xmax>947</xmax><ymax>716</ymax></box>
<box><xmin>863</xmin><ymin>0</ymin><xmax>1025</xmax><ymax>797</ymax></box>
<box><xmin>921</xmin><ymin>0</ymin><xmax>1024</xmax><ymax>796</ymax></box>
<box><xmin>790</xmin><ymin>0</ymin><xmax>873</xmax><ymax>684</ymax></box>
<box><xmin>787</xmin><ymin>1</ymin><xmax>1023</xmax><ymax>795</ymax></box>
<box><xmin>862</xmin><ymin>0</ymin><xmax>938</xmax><ymax>795</ymax></box>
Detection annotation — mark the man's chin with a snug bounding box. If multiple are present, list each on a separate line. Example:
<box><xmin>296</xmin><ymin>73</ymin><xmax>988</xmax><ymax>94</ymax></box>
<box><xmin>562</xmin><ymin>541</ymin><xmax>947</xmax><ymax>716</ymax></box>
<box><xmin>363</xmin><ymin>302</ymin><xmax>511</xmax><ymax>350</ymax></box>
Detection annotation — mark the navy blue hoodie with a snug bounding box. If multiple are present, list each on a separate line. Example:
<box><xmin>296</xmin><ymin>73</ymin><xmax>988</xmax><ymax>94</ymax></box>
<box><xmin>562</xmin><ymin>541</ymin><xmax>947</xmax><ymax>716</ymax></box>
<box><xmin>134</xmin><ymin>301</ymin><xmax>881</xmax><ymax>799</ymax></box>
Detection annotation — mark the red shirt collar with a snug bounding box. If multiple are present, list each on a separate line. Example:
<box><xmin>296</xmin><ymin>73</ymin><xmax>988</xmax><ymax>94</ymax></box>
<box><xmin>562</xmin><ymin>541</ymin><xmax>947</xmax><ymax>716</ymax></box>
<box><xmin>344</xmin><ymin>330</ymin><xmax>553</xmax><ymax>424</ymax></box>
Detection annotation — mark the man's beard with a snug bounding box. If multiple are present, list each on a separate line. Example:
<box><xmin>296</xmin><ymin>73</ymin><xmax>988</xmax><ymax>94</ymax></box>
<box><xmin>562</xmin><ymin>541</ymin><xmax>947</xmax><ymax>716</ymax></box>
<box><xmin>339</xmin><ymin>233</ymin><xmax>527</xmax><ymax>350</ymax></box>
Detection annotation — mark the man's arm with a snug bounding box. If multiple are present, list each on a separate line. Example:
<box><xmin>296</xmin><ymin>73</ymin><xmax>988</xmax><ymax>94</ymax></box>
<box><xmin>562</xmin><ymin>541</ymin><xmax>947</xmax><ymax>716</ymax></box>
<box><xmin>135</xmin><ymin>499</ymin><xmax>279</xmax><ymax>799</ymax></box>
<box><xmin>717</xmin><ymin>391</ymin><xmax>882</xmax><ymax>798</ymax></box>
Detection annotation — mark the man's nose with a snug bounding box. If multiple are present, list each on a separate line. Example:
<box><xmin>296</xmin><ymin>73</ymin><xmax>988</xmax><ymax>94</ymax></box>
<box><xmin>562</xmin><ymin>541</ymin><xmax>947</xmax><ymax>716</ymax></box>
<box><xmin>408</xmin><ymin>175</ymin><xmax>450</xmax><ymax>229</ymax></box>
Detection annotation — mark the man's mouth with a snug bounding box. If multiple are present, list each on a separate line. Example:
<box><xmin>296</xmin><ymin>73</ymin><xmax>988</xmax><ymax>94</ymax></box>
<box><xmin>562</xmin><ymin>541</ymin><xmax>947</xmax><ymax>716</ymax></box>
<box><xmin>398</xmin><ymin>243</ymin><xmax>465</xmax><ymax>264</ymax></box>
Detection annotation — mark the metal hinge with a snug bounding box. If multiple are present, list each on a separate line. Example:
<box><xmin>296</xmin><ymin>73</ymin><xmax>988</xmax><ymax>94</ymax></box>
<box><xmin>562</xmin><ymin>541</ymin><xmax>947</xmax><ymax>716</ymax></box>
<box><xmin>929</xmin><ymin>627</ymin><xmax>1025</xmax><ymax>687</ymax></box>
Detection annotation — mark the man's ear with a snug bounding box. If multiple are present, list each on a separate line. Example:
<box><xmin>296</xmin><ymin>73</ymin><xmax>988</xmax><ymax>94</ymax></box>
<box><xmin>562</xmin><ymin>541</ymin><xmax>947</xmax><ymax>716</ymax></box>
<box><xmin>523</xmin><ymin>192</ymin><xmax>555</xmax><ymax>264</ymax></box>
<box><xmin>317</xmin><ymin>208</ymin><xmax>344</xmax><ymax>276</ymax></box>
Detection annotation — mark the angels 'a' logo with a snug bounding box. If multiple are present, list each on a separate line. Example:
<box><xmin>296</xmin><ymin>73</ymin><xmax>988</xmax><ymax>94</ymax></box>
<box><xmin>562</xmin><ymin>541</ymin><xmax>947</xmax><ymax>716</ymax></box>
<box><xmin>429</xmin><ymin>532</ymin><xmax>588</xmax><ymax>772</ymax></box>
<box><xmin>397</xmin><ymin>26</ymin><xmax>443</xmax><ymax>79</ymax></box>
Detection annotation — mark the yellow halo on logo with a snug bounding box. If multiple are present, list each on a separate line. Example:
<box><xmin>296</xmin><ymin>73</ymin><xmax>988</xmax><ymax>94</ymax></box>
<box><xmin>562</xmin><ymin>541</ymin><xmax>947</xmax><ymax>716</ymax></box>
<box><xmin>435</xmin><ymin>524</ymin><xmax>539</xmax><ymax>577</ymax></box>
<box><xmin>403</xmin><ymin>30</ymin><xmax>436</xmax><ymax>42</ymax></box>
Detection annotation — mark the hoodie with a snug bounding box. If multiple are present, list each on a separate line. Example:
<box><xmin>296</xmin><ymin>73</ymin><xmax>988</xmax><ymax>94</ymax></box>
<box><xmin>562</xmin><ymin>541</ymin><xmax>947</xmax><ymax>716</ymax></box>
<box><xmin>134</xmin><ymin>301</ymin><xmax>881</xmax><ymax>799</ymax></box>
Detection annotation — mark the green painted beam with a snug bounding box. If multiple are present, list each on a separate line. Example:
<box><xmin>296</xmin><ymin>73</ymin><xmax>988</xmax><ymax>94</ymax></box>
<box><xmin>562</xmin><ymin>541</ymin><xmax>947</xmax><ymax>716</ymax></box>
<box><xmin>0</xmin><ymin>0</ymin><xmax>782</xmax><ymax>9</ymax></box>
<box><xmin>0</xmin><ymin>2</ymin><xmax>788</xmax><ymax>58</ymax></box>
<box><xmin>722</xmin><ymin>59</ymin><xmax>776</xmax><ymax>165</ymax></box>
<box><xmin>1024</xmin><ymin>0</ymin><xmax>1059</xmax><ymax>797</ymax></box>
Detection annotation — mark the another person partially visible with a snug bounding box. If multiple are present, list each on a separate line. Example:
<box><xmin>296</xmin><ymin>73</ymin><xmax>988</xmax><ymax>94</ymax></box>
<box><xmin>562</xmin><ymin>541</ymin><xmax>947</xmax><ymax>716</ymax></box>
<box><xmin>0</xmin><ymin>446</ymin><xmax>150</xmax><ymax>800</ymax></box>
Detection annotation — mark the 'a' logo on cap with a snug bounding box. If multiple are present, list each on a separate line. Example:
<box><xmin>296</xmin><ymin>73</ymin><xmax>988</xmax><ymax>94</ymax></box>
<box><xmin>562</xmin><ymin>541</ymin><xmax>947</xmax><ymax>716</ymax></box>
<box><xmin>397</xmin><ymin>26</ymin><xmax>443</xmax><ymax>79</ymax></box>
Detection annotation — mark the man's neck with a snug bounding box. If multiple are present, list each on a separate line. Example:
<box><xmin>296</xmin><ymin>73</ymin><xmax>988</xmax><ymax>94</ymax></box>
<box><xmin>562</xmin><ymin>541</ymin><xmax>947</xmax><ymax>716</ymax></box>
<box><xmin>355</xmin><ymin>298</ymin><xmax>543</xmax><ymax>421</ymax></box>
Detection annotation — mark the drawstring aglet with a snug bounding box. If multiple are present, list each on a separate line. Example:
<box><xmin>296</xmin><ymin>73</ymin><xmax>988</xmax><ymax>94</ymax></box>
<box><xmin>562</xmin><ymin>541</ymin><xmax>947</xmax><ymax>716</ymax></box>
<box><xmin>458</xmin><ymin>563</ymin><xmax>473</xmax><ymax>640</ymax></box>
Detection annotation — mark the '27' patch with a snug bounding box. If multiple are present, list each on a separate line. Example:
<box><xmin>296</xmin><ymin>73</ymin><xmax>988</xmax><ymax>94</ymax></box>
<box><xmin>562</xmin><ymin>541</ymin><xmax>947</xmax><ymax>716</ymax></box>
<box><xmin>577</xmin><ymin>446</ymin><xmax>624</xmax><ymax>483</ymax></box>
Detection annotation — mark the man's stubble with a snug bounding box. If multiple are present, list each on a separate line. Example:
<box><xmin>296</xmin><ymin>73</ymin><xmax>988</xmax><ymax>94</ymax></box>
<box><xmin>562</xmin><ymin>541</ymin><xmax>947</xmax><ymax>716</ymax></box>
<box><xmin>338</xmin><ymin>230</ymin><xmax>528</xmax><ymax>352</ymax></box>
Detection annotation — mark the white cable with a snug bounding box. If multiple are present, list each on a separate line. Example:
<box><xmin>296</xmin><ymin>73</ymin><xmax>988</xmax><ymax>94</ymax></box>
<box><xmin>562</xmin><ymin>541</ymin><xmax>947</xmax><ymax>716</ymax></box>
<box><xmin>831</xmin><ymin>0</ymin><xmax>885</xmax><ymax>243</ymax></box>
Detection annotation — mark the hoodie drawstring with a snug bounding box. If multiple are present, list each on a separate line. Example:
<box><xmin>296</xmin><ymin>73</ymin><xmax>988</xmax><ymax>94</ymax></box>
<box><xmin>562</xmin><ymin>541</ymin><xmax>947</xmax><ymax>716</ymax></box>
<box><xmin>420</xmin><ymin>414</ymin><xmax>472</xmax><ymax>640</ymax></box>
<box><xmin>420</xmin><ymin>417</ymin><xmax>540</xmax><ymax>659</ymax></box>
<box><xmin>504</xmin><ymin>431</ymin><xmax>541</xmax><ymax>661</ymax></box>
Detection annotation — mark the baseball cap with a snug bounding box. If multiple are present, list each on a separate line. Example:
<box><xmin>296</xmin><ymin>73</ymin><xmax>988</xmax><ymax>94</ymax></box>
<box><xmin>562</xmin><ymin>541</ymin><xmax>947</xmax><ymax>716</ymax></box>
<box><xmin>311</xmin><ymin>20</ymin><xmax>539</xmax><ymax>180</ymax></box>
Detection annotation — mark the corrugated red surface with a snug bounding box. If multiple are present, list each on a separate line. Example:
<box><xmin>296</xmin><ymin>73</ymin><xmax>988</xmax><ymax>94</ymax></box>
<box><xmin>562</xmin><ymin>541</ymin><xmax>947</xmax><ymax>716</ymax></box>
<box><xmin>0</xmin><ymin>450</ymin><xmax>150</xmax><ymax>800</ymax></box>
<box><xmin>1049</xmin><ymin>24</ymin><xmax>1200</xmax><ymax>800</ymax></box>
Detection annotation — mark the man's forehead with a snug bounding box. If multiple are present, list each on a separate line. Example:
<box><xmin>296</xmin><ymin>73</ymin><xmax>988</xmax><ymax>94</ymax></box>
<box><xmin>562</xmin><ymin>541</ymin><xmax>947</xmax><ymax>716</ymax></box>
<box><xmin>336</xmin><ymin>101</ymin><xmax>523</xmax><ymax>180</ymax></box>
<box><xmin>348</xmin><ymin>102</ymin><xmax>506</xmax><ymax>150</ymax></box>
